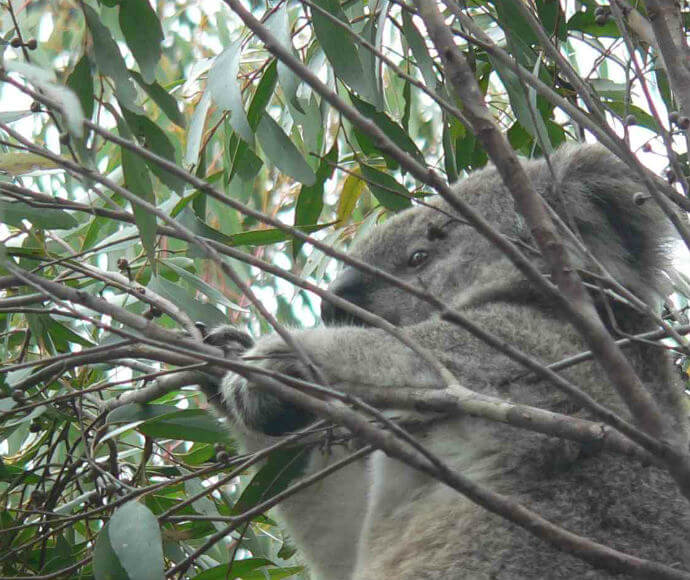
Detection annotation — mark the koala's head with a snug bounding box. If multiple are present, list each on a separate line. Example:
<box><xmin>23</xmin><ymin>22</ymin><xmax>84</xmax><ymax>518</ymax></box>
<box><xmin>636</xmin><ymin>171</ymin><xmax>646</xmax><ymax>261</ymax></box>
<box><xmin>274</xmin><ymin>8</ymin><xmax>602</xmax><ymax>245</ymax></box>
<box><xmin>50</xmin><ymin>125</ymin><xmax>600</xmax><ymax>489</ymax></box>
<box><xmin>321</xmin><ymin>144</ymin><xmax>674</xmax><ymax>327</ymax></box>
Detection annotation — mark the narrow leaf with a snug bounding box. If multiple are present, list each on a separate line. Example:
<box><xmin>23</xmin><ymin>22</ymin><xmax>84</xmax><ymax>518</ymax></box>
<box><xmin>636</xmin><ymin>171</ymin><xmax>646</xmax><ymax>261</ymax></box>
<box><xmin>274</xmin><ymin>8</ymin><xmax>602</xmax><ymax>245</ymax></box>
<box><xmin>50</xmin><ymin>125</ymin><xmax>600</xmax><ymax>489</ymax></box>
<box><xmin>267</xmin><ymin>5</ymin><xmax>304</xmax><ymax>113</ymax></box>
<box><xmin>148</xmin><ymin>276</ymin><xmax>225</xmax><ymax>327</ymax></box>
<box><xmin>121</xmin><ymin>108</ymin><xmax>185</xmax><ymax>193</ymax></box>
<box><xmin>359</xmin><ymin>164</ymin><xmax>412</xmax><ymax>211</ymax></box>
<box><xmin>83</xmin><ymin>4</ymin><xmax>139</xmax><ymax>110</ymax></box>
<box><xmin>131</xmin><ymin>71</ymin><xmax>185</xmax><ymax>127</ymax></box>
<box><xmin>119</xmin><ymin>0</ymin><xmax>163</xmax><ymax>84</ymax></box>
<box><xmin>247</xmin><ymin>59</ymin><xmax>278</xmax><ymax>131</ymax></box>
<box><xmin>208</xmin><ymin>41</ymin><xmax>253</xmax><ymax>143</ymax></box>
<box><xmin>118</xmin><ymin>119</ymin><xmax>157</xmax><ymax>270</ymax></box>
<box><xmin>66</xmin><ymin>54</ymin><xmax>94</xmax><ymax>119</ymax></box>
<box><xmin>0</xmin><ymin>152</ymin><xmax>60</xmax><ymax>176</ymax></box>
<box><xmin>137</xmin><ymin>409</ymin><xmax>231</xmax><ymax>444</ymax></box>
<box><xmin>185</xmin><ymin>90</ymin><xmax>211</xmax><ymax>166</ymax></box>
<box><xmin>336</xmin><ymin>171</ymin><xmax>366</xmax><ymax>225</ymax></box>
<box><xmin>234</xmin><ymin>448</ymin><xmax>308</xmax><ymax>513</ymax></box>
<box><xmin>256</xmin><ymin>113</ymin><xmax>316</xmax><ymax>185</ymax></box>
<box><xmin>293</xmin><ymin>141</ymin><xmax>338</xmax><ymax>255</ymax></box>
<box><xmin>402</xmin><ymin>11</ymin><xmax>438</xmax><ymax>89</ymax></box>
<box><xmin>0</xmin><ymin>200</ymin><xmax>78</xmax><ymax>229</ymax></box>
<box><xmin>350</xmin><ymin>92</ymin><xmax>424</xmax><ymax>165</ymax></box>
<box><xmin>310</xmin><ymin>0</ymin><xmax>365</xmax><ymax>93</ymax></box>
<box><xmin>107</xmin><ymin>403</ymin><xmax>180</xmax><ymax>424</ymax></box>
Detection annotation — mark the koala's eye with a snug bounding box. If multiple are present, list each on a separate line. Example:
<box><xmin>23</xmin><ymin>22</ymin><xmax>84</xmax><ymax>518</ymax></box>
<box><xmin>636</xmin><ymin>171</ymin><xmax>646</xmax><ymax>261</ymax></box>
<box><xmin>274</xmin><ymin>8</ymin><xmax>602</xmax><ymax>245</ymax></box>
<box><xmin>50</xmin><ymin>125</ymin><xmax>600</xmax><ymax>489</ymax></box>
<box><xmin>408</xmin><ymin>250</ymin><xmax>429</xmax><ymax>268</ymax></box>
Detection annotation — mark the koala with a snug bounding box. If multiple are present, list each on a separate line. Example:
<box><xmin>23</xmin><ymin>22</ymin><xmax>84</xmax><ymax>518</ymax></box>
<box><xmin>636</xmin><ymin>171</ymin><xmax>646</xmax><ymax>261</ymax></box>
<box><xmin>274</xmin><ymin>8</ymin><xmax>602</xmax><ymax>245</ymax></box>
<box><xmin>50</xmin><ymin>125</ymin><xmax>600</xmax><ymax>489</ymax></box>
<box><xmin>203</xmin><ymin>144</ymin><xmax>690</xmax><ymax>579</ymax></box>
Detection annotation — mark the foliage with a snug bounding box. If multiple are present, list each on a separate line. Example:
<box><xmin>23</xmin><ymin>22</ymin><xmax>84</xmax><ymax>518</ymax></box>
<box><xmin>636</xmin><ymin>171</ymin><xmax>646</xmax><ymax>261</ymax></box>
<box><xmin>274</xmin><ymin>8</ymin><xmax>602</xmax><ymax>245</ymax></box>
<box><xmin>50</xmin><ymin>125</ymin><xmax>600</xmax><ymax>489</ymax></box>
<box><xmin>0</xmin><ymin>0</ymin><xmax>689</xmax><ymax>578</ymax></box>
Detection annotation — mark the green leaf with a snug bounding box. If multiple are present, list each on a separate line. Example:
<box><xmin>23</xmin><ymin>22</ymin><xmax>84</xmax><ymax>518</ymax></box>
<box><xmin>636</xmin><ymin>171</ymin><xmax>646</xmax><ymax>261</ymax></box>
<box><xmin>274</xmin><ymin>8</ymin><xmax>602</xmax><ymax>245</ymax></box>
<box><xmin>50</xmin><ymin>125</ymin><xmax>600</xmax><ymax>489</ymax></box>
<box><xmin>350</xmin><ymin>92</ymin><xmax>424</xmax><ymax>166</ymax></box>
<box><xmin>536</xmin><ymin>0</ymin><xmax>567</xmax><ymax>40</ymax></box>
<box><xmin>173</xmin><ymin>442</ymin><xmax>215</xmax><ymax>465</ymax></box>
<box><xmin>0</xmin><ymin>461</ymin><xmax>40</xmax><ymax>485</ymax></box>
<box><xmin>121</xmin><ymin>108</ymin><xmax>185</xmax><ymax>193</ymax></box>
<box><xmin>222</xmin><ymin>225</ymin><xmax>328</xmax><ymax>247</ymax></box>
<box><xmin>267</xmin><ymin>5</ymin><xmax>304</xmax><ymax>113</ymax></box>
<box><xmin>161</xmin><ymin>259</ymin><xmax>241</xmax><ymax>310</ymax></box>
<box><xmin>46</xmin><ymin>319</ymin><xmax>95</xmax><ymax>349</ymax></box>
<box><xmin>119</xmin><ymin>0</ymin><xmax>163</xmax><ymax>84</ymax></box>
<box><xmin>357</xmin><ymin>16</ymin><xmax>384</xmax><ymax>109</ymax></box>
<box><xmin>359</xmin><ymin>164</ymin><xmax>412</xmax><ymax>211</ymax></box>
<box><xmin>233</xmin><ymin>448</ymin><xmax>309</xmax><ymax>514</ymax></box>
<box><xmin>230</xmin><ymin>140</ymin><xmax>264</xmax><ymax>183</ymax></box>
<box><xmin>590</xmin><ymin>78</ymin><xmax>628</xmax><ymax>99</ymax></box>
<box><xmin>177</xmin><ymin>208</ymin><xmax>327</xmax><ymax>250</ymax></box>
<box><xmin>148</xmin><ymin>275</ymin><xmax>225</xmax><ymax>327</ymax></box>
<box><xmin>83</xmin><ymin>4</ymin><xmax>138</xmax><ymax>111</ymax></box>
<box><xmin>566</xmin><ymin>11</ymin><xmax>619</xmax><ymax>37</ymax></box>
<box><xmin>606</xmin><ymin>102</ymin><xmax>659</xmax><ymax>133</ymax></box>
<box><xmin>490</xmin><ymin>56</ymin><xmax>551</xmax><ymax>151</ymax></box>
<box><xmin>107</xmin><ymin>403</ymin><xmax>181</xmax><ymax>424</ymax></box>
<box><xmin>0</xmin><ymin>200</ymin><xmax>78</xmax><ymax>229</ymax></box>
<box><xmin>137</xmin><ymin>409</ymin><xmax>231</xmax><ymax>444</ymax></box>
<box><xmin>402</xmin><ymin>11</ymin><xmax>437</xmax><ymax>89</ymax></box>
<box><xmin>193</xmin><ymin>560</ymin><xmax>302</xmax><ymax>580</ymax></box>
<box><xmin>336</xmin><ymin>171</ymin><xmax>366</xmax><ymax>225</ymax></box>
<box><xmin>208</xmin><ymin>41</ymin><xmax>253</xmax><ymax>143</ymax></box>
<box><xmin>442</xmin><ymin>121</ymin><xmax>458</xmax><ymax>183</ymax></box>
<box><xmin>185</xmin><ymin>90</ymin><xmax>211</xmax><ymax>166</ymax></box>
<box><xmin>118</xmin><ymin>119</ymin><xmax>157</xmax><ymax>270</ymax></box>
<box><xmin>66</xmin><ymin>54</ymin><xmax>94</xmax><ymax>119</ymax></box>
<box><xmin>107</xmin><ymin>501</ymin><xmax>164</xmax><ymax>580</ymax></box>
<box><xmin>256</xmin><ymin>113</ymin><xmax>316</xmax><ymax>185</ymax></box>
<box><xmin>310</xmin><ymin>0</ymin><xmax>365</xmax><ymax>94</ymax></box>
<box><xmin>130</xmin><ymin>71</ymin><xmax>185</xmax><ymax>127</ymax></box>
<box><xmin>247</xmin><ymin>59</ymin><xmax>278</xmax><ymax>131</ymax></box>
<box><xmin>492</xmin><ymin>0</ymin><xmax>539</xmax><ymax>47</ymax></box>
<box><xmin>293</xmin><ymin>141</ymin><xmax>338</xmax><ymax>255</ymax></box>
<box><xmin>93</xmin><ymin>523</ymin><xmax>129</xmax><ymax>580</ymax></box>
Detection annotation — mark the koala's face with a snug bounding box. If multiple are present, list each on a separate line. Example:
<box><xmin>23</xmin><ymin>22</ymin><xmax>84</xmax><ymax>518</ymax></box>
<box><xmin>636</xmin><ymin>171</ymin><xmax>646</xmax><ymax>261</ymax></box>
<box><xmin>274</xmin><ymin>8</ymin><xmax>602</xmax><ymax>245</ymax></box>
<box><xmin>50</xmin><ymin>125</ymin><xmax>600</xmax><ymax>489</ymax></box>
<box><xmin>322</xmin><ymin>167</ymin><xmax>519</xmax><ymax>327</ymax></box>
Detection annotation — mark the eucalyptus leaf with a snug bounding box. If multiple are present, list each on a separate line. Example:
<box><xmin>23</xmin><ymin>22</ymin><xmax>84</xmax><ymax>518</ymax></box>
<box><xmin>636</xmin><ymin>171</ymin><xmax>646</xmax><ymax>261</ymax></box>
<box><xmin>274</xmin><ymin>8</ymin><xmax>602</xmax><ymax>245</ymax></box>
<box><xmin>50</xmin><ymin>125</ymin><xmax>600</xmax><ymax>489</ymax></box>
<box><xmin>359</xmin><ymin>164</ymin><xmax>412</xmax><ymax>211</ymax></box>
<box><xmin>83</xmin><ymin>4</ymin><xmax>139</xmax><ymax>111</ymax></box>
<box><xmin>119</xmin><ymin>0</ymin><xmax>163</xmax><ymax>84</ymax></box>
<box><xmin>185</xmin><ymin>90</ymin><xmax>211</xmax><ymax>166</ymax></box>
<box><xmin>0</xmin><ymin>200</ymin><xmax>78</xmax><ymax>229</ymax></box>
<box><xmin>66</xmin><ymin>54</ymin><xmax>94</xmax><ymax>120</ymax></box>
<box><xmin>310</xmin><ymin>0</ymin><xmax>366</xmax><ymax>96</ymax></box>
<box><xmin>208</xmin><ymin>41</ymin><xmax>253</xmax><ymax>143</ymax></box>
<box><xmin>130</xmin><ymin>71</ymin><xmax>185</xmax><ymax>128</ymax></box>
<box><xmin>107</xmin><ymin>501</ymin><xmax>164</xmax><ymax>580</ymax></box>
<box><xmin>256</xmin><ymin>113</ymin><xmax>316</xmax><ymax>185</ymax></box>
<box><xmin>267</xmin><ymin>5</ymin><xmax>304</xmax><ymax>113</ymax></box>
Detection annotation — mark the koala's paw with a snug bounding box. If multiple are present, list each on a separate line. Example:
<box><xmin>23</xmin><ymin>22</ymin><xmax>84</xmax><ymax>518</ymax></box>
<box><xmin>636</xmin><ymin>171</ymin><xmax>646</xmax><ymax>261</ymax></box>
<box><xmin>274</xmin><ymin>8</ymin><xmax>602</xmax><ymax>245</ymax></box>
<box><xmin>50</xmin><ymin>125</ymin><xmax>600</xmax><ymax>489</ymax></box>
<box><xmin>224</xmin><ymin>336</ymin><xmax>316</xmax><ymax>437</ymax></box>
<box><xmin>203</xmin><ymin>324</ymin><xmax>255</xmax><ymax>356</ymax></box>
<box><xmin>196</xmin><ymin>324</ymin><xmax>254</xmax><ymax>415</ymax></box>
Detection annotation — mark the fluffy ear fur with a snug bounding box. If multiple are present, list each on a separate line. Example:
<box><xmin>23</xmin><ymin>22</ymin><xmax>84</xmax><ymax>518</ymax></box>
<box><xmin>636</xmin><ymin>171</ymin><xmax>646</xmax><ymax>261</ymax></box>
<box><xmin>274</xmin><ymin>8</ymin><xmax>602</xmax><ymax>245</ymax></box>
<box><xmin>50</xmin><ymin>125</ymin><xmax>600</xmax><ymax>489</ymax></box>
<box><xmin>520</xmin><ymin>144</ymin><xmax>673</xmax><ymax>301</ymax></box>
<box><xmin>208</xmin><ymin>144</ymin><xmax>690</xmax><ymax>580</ymax></box>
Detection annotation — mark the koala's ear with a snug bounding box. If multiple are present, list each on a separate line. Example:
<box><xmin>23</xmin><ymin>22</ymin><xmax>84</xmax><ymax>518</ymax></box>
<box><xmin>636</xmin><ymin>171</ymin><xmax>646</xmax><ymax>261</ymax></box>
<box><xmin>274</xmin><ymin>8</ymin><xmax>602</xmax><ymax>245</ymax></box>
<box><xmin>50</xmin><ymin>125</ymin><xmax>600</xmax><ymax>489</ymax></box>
<box><xmin>540</xmin><ymin>145</ymin><xmax>674</xmax><ymax>301</ymax></box>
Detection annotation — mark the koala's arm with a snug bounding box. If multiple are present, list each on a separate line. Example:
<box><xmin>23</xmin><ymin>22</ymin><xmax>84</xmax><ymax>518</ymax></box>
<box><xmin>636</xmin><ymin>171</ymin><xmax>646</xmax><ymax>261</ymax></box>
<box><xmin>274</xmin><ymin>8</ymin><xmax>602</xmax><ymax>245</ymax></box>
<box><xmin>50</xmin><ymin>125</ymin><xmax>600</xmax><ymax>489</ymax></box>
<box><xmin>221</xmin><ymin>317</ymin><xmax>492</xmax><ymax>580</ymax></box>
<box><xmin>213</xmin><ymin>327</ymin><xmax>373</xmax><ymax>580</ymax></box>
<box><xmin>229</xmin><ymin>322</ymin><xmax>451</xmax><ymax>433</ymax></box>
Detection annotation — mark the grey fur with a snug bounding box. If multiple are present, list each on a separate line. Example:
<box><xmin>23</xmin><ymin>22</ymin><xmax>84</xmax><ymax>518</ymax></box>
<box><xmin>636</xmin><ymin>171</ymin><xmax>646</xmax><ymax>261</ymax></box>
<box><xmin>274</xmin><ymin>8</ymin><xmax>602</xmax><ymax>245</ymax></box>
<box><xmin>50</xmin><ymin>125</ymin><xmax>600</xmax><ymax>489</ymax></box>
<box><xmin>210</xmin><ymin>144</ymin><xmax>690</xmax><ymax>579</ymax></box>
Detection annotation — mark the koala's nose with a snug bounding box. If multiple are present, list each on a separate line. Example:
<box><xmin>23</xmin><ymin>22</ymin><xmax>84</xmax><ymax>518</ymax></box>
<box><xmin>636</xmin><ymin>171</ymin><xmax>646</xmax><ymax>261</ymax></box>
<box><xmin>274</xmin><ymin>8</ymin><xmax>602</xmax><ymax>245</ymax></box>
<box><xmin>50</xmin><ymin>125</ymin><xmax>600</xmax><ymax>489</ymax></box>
<box><xmin>321</xmin><ymin>267</ymin><xmax>368</xmax><ymax>325</ymax></box>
